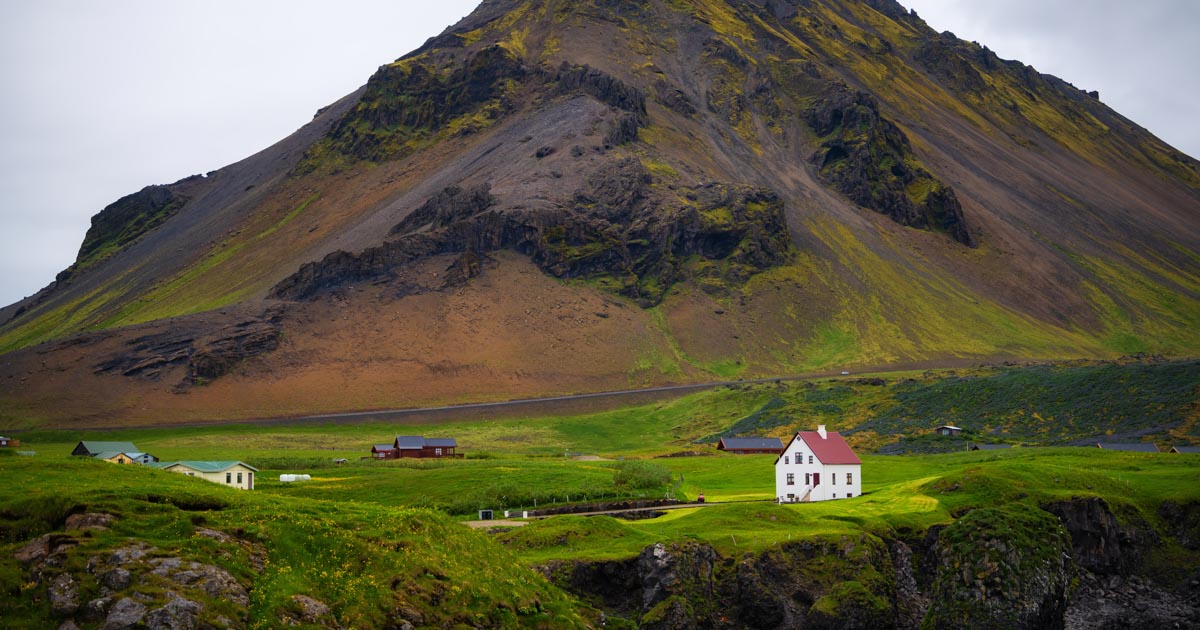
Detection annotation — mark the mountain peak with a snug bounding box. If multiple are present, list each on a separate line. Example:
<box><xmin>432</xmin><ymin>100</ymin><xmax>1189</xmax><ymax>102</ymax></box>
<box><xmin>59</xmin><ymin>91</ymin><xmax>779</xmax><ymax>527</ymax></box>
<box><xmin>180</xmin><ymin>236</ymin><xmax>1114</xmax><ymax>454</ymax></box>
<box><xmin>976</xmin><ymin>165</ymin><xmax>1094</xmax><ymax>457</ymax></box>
<box><xmin>1</xmin><ymin>0</ymin><xmax>1197</xmax><ymax>426</ymax></box>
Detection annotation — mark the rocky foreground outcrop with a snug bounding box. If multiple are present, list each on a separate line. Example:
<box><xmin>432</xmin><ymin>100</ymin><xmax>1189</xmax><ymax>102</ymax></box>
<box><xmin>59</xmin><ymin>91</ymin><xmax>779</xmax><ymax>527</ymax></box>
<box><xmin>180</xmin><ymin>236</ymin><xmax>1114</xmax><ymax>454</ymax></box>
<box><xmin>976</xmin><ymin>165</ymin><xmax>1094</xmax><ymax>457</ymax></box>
<box><xmin>535</xmin><ymin>497</ymin><xmax>1200</xmax><ymax>629</ymax></box>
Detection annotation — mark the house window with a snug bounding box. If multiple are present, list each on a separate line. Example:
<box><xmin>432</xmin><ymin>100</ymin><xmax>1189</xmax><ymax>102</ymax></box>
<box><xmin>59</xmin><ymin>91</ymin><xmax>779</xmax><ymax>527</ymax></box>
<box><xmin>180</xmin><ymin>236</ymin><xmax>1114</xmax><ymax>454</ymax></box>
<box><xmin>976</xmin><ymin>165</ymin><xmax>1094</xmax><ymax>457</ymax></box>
<box><xmin>805</xmin><ymin>473</ymin><xmax>811</xmax><ymax>485</ymax></box>
<box><xmin>226</xmin><ymin>472</ymin><xmax>232</xmax><ymax>484</ymax></box>
<box><xmin>833</xmin><ymin>493</ymin><xmax>837</xmax><ymax>498</ymax></box>
<box><xmin>784</xmin><ymin>455</ymin><xmax>789</xmax><ymax>464</ymax></box>
<box><xmin>808</xmin><ymin>455</ymin><xmax>813</xmax><ymax>464</ymax></box>
<box><xmin>435</xmin><ymin>448</ymin><xmax>443</xmax><ymax>456</ymax></box>
<box><xmin>847</xmin><ymin>493</ymin><xmax>853</xmax><ymax>498</ymax></box>
<box><xmin>237</xmin><ymin>472</ymin><xmax>243</xmax><ymax>484</ymax></box>
<box><xmin>786</xmin><ymin>473</ymin><xmax>795</xmax><ymax>485</ymax></box>
<box><xmin>847</xmin><ymin>472</ymin><xmax>853</xmax><ymax>485</ymax></box>
<box><xmin>832</xmin><ymin>473</ymin><xmax>837</xmax><ymax>485</ymax></box>
<box><xmin>787</xmin><ymin>493</ymin><xmax>795</xmax><ymax>500</ymax></box>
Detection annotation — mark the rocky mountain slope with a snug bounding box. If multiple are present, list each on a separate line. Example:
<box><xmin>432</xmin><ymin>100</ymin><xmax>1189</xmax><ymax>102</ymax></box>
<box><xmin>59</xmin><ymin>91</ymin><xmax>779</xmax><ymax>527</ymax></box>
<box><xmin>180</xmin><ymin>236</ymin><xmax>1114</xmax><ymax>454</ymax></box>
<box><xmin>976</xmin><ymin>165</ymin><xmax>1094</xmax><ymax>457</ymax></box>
<box><xmin>1</xmin><ymin>0</ymin><xmax>1198</xmax><ymax>426</ymax></box>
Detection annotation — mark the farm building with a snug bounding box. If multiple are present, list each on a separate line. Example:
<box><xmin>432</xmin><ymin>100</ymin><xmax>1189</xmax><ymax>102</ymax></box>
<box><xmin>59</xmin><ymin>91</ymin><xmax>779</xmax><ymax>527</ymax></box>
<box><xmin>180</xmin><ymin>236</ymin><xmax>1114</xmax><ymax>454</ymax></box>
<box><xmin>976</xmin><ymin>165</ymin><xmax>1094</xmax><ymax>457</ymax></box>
<box><xmin>0</xmin><ymin>436</ymin><xmax>19</xmax><ymax>447</ymax></box>
<box><xmin>1170</xmin><ymin>446</ymin><xmax>1200</xmax><ymax>454</ymax></box>
<box><xmin>933</xmin><ymin>425</ymin><xmax>963</xmax><ymax>437</ymax></box>
<box><xmin>149</xmin><ymin>461</ymin><xmax>258</xmax><ymax>490</ymax></box>
<box><xmin>372</xmin><ymin>436</ymin><xmax>462</xmax><ymax>459</ymax></box>
<box><xmin>1095</xmin><ymin>443</ymin><xmax>1160</xmax><ymax>453</ymax></box>
<box><xmin>969</xmin><ymin>444</ymin><xmax>1012</xmax><ymax>451</ymax></box>
<box><xmin>94</xmin><ymin>451</ymin><xmax>159</xmax><ymax>465</ymax></box>
<box><xmin>72</xmin><ymin>441</ymin><xmax>140</xmax><ymax>457</ymax></box>
<box><xmin>717</xmin><ymin>437</ymin><xmax>784</xmax><ymax>454</ymax></box>
<box><xmin>775</xmin><ymin>425</ymin><xmax>862</xmax><ymax>502</ymax></box>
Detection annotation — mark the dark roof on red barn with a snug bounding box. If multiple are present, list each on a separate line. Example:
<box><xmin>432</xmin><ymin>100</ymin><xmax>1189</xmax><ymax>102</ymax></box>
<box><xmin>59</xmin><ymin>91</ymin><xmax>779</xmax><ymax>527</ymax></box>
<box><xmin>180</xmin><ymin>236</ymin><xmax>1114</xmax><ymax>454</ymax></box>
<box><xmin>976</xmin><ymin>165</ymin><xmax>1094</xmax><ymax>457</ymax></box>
<box><xmin>393</xmin><ymin>436</ymin><xmax>457</xmax><ymax>449</ymax></box>
<box><xmin>719</xmin><ymin>437</ymin><xmax>783</xmax><ymax>450</ymax></box>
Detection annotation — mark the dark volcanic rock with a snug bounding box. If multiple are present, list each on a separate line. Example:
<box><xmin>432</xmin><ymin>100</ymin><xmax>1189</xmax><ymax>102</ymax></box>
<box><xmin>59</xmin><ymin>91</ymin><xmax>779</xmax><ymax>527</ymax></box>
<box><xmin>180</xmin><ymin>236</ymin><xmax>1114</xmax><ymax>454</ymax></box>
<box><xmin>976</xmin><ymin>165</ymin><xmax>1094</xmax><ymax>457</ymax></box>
<box><xmin>145</xmin><ymin>593</ymin><xmax>203</xmax><ymax>630</ymax></box>
<box><xmin>924</xmin><ymin>507</ymin><xmax>1073</xmax><ymax>629</ymax></box>
<box><xmin>63</xmin><ymin>186</ymin><xmax>188</xmax><ymax>280</ymax></box>
<box><xmin>1044</xmin><ymin>496</ymin><xmax>1147</xmax><ymax>574</ymax></box>
<box><xmin>272</xmin><ymin>159</ymin><xmax>791</xmax><ymax>306</ymax></box>
<box><xmin>392</xmin><ymin>184</ymin><xmax>497</xmax><ymax>236</ymax></box>
<box><xmin>806</xmin><ymin>86</ymin><xmax>973</xmax><ymax>245</ymax></box>
<box><xmin>94</xmin><ymin>313</ymin><xmax>282</xmax><ymax>386</ymax></box>
<box><xmin>49</xmin><ymin>573</ymin><xmax>80</xmax><ymax>616</ymax></box>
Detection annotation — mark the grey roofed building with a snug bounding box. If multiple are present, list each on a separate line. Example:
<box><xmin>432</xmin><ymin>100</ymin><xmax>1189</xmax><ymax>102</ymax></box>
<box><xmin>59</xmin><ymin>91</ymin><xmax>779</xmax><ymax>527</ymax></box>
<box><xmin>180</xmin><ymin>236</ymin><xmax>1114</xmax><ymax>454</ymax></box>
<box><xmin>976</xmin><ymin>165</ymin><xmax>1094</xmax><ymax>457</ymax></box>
<box><xmin>72</xmin><ymin>441</ymin><xmax>140</xmax><ymax>457</ymax></box>
<box><xmin>424</xmin><ymin>438</ymin><xmax>458</xmax><ymax>448</ymax></box>
<box><xmin>1169</xmin><ymin>446</ymin><xmax>1200</xmax><ymax>454</ymax></box>
<box><xmin>395</xmin><ymin>436</ymin><xmax>427</xmax><ymax>450</ymax></box>
<box><xmin>1095</xmin><ymin>443</ymin><xmax>1160</xmax><ymax>452</ymax></box>
<box><xmin>970</xmin><ymin>444</ymin><xmax>1012</xmax><ymax>451</ymax></box>
<box><xmin>717</xmin><ymin>437</ymin><xmax>785</xmax><ymax>453</ymax></box>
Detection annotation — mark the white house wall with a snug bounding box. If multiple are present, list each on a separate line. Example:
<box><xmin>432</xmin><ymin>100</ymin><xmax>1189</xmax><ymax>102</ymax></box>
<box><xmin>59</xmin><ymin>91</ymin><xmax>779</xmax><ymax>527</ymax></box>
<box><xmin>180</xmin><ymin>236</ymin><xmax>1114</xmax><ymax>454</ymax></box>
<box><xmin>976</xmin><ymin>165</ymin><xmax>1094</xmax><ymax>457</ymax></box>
<box><xmin>775</xmin><ymin>436</ymin><xmax>861</xmax><ymax>502</ymax></box>
<box><xmin>165</xmin><ymin>465</ymin><xmax>255</xmax><ymax>490</ymax></box>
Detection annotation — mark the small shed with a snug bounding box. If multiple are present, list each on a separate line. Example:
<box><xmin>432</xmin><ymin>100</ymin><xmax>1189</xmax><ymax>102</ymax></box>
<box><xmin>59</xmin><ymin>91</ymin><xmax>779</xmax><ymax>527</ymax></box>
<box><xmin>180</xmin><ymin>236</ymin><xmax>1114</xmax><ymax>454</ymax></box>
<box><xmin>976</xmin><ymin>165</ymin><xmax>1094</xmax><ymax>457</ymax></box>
<box><xmin>933</xmin><ymin>425</ymin><xmax>963</xmax><ymax>437</ymax></box>
<box><xmin>717</xmin><ymin>437</ymin><xmax>785</xmax><ymax>455</ymax></box>
<box><xmin>0</xmin><ymin>436</ymin><xmax>20</xmax><ymax>448</ymax></box>
<box><xmin>1095</xmin><ymin>443</ymin><xmax>1159</xmax><ymax>453</ymax></box>
<box><xmin>1169</xmin><ymin>446</ymin><xmax>1200</xmax><ymax>454</ymax></box>
<box><xmin>371</xmin><ymin>444</ymin><xmax>396</xmax><ymax>460</ymax></box>
<box><xmin>969</xmin><ymin>444</ymin><xmax>1012</xmax><ymax>451</ymax></box>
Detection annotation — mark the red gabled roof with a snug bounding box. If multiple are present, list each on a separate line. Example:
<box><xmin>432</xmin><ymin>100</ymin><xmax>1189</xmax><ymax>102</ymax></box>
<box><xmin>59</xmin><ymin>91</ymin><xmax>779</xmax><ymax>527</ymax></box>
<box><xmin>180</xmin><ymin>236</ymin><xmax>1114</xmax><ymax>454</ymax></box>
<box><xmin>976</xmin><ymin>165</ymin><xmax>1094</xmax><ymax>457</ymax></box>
<box><xmin>776</xmin><ymin>431</ymin><xmax>861</xmax><ymax>465</ymax></box>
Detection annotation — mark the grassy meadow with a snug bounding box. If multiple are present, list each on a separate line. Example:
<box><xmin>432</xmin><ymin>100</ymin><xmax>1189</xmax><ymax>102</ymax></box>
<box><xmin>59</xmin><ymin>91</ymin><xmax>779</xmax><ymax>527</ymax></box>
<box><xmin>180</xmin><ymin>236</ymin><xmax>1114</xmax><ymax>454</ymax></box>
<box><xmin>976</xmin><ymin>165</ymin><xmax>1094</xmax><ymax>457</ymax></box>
<box><xmin>3</xmin><ymin>361</ymin><xmax>1199</xmax><ymax>625</ymax></box>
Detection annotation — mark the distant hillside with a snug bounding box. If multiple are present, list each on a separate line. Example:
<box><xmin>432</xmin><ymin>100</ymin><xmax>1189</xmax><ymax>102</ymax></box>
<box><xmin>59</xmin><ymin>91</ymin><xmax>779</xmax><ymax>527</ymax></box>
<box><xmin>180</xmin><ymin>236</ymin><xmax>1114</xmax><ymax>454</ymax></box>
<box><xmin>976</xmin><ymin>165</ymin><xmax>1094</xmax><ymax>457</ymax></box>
<box><xmin>1</xmin><ymin>0</ymin><xmax>1197</xmax><ymax>426</ymax></box>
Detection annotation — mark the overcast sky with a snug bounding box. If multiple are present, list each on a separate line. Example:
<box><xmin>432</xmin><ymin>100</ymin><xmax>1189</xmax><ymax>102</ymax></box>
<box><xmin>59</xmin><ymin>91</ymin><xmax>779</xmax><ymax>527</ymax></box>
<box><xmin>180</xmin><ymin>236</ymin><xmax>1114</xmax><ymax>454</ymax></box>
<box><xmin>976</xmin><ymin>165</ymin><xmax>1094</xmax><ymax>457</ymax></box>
<box><xmin>1</xmin><ymin>1</ymin><xmax>1197</xmax><ymax>309</ymax></box>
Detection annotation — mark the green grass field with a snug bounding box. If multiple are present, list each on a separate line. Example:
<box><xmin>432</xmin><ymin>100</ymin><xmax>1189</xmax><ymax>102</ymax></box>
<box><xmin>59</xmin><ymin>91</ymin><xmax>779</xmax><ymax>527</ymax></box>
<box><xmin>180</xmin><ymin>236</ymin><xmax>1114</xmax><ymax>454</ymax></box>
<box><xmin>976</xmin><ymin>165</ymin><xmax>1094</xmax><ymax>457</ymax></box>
<box><xmin>3</xmin><ymin>361</ymin><xmax>1199</xmax><ymax>626</ymax></box>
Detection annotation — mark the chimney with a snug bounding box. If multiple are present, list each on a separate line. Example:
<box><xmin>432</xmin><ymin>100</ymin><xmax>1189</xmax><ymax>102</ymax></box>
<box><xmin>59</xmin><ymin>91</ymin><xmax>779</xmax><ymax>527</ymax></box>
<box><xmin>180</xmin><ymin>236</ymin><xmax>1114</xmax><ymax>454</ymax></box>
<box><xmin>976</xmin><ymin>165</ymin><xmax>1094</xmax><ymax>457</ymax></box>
<box><xmin>817</xmin><ymin>425</ymin><xmax>827</xmax><ymax>439</ymax></box>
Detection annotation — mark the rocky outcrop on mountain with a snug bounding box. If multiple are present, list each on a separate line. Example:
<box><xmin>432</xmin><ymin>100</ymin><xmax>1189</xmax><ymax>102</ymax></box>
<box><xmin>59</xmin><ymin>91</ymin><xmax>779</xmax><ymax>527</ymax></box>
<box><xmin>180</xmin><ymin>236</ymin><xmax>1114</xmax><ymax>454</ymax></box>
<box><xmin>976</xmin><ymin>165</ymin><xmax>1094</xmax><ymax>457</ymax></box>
<box><xmin>806</xmin><ymin>86</ymin><xmax>974</xmax><ymax>246</ymax></box>
<box><xmin>58</xmin><ymin>185</ymin><xmax>189</xmax><ymax>282</ymax></box>
<box><xmin>93</xmin><ymin>311</ymin><xmax>282</xmax><ymax>386</ymax></box>
<box><xmin>273</xmin><ymin>159</ymin><xmax>791</xmax><ymax>306</ymax></box>
<box><xmin>316</xmin><ymin>43</ymin><xmax>528</xmax><ymax>164</ymax></box>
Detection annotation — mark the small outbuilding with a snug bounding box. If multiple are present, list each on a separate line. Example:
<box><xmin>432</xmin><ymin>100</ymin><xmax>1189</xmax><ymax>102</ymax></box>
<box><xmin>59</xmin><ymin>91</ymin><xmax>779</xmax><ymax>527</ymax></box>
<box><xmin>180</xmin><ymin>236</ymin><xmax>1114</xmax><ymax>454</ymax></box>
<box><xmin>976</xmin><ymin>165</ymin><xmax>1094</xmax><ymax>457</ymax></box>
<box><xmin>371</xmin><ymin>444</ymin><xmax>396</xmax><ymax>459</ymax></box>
<box><xmin>1170</xmin><ymin>446</ymin><xmax>1200</xmax><ymax>454</ymax></box>
<box><xmin>1095</xmin><ymin>443</ymin><xmax>1159</xmax><ymax>453</ymax></box>
<box><xmin>969</xmin><ymin>444</ymin><xmax>1012</xmax><ymax>451</ymax></box>
<box><xmin>775</xmin><ymin>425</ymin><xmax>862</xmax><ymax>502</ymax></box>
<box><xmin>717</xmin><ymin>437</ymin><xmax>785</xmax><ymax>455</ymax></box>
<box><xmin>0</xmin><ymin>436</ymin><xmax>19</xmax><ymax>447</ymax></box>
<box><xmin>150</xmin><ymin>461</ymin><xmax>258</xmax><ymax>490</ymax></box>
<box><xmin>933</xmin><ymin>425</ymin><xmax>963</xmax><ymax>437</ymax></box>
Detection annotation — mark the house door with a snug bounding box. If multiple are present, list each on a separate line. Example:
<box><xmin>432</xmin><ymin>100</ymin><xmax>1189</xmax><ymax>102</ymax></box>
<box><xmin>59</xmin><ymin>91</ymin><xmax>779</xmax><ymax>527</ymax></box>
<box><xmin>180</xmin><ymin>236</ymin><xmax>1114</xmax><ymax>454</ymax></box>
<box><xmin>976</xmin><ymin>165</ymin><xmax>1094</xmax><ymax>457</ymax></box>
<box><xmin>248</xmin><ymin>472</ymin><xmax>254</xmax><ymax>490</ymax></box>
<box><xmin>813</xmin><ymin>472</ymin><xmax>820</xmax><ymax>486</ymax></box>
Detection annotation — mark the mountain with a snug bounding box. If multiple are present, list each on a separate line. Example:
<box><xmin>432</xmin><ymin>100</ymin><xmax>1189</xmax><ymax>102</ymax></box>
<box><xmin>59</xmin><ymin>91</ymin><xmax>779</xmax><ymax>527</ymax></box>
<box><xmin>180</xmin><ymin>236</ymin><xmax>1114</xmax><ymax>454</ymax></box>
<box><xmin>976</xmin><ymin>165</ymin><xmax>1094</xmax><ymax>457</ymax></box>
<box><xmin>1</xmin><ymin>0</ymin><xmax>1198</xmax><ymax>427</ymax></box>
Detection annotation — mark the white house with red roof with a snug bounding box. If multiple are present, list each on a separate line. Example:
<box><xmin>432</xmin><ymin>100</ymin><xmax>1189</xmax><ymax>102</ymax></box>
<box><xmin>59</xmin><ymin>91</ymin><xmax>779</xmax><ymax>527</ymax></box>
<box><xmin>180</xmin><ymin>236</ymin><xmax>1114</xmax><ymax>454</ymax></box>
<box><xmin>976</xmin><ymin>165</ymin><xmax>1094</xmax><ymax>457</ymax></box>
<box><xmin>775</xmin><ymin>425</ymin><xmax>862</xmax><ymax>502</ymax></box>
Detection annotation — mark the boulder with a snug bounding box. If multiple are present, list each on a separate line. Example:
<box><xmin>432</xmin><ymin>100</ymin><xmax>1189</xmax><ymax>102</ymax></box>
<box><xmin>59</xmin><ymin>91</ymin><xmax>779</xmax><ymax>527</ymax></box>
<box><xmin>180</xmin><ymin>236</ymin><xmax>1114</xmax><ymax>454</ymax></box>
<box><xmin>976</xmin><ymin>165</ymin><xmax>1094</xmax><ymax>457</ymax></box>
<box><xmin>49</xmin><ymin>573</ymin><xmax>79</xmax><ymax>616</ymax></box>
<box><xmin>65</xmin><ymin>512</ymin><xmax>115</xmax><ymax>531</ymax></box>
<box><xmin>103</xmin><ymin>597</ymin><xmax>147</xmax><ymax>630</ymax></box>
<box><xmin>145</xmin><ymin>593</ymin><xmax>203</xmax><ymax>630</ymax></box>
<box><xmin>279</xmin><ymin>594</ymin><xmax>339</xmax><ymax>628</ymax></box>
